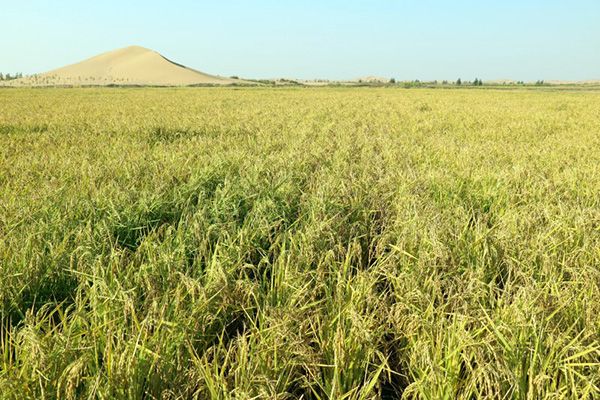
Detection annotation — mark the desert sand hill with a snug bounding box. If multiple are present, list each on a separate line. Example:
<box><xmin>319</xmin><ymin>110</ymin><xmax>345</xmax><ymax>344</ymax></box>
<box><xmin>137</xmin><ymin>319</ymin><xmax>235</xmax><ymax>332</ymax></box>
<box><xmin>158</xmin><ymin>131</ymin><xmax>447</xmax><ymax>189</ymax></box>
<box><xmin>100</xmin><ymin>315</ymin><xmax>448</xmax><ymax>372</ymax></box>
<box><xmin>3</xmin><ymin>46</ymin><xmax>249</xmax><ymax>87</ymax></box>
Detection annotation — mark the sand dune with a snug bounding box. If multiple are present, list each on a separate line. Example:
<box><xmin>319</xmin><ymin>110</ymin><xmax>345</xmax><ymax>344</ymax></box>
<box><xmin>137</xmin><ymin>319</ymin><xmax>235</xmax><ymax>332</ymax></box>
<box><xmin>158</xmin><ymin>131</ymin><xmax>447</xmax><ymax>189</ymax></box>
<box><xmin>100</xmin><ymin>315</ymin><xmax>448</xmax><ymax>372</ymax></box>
<box><xmin>4</xmin><ymin>46</ymin><xmax>248</xmax><ymax>87</ymax></box>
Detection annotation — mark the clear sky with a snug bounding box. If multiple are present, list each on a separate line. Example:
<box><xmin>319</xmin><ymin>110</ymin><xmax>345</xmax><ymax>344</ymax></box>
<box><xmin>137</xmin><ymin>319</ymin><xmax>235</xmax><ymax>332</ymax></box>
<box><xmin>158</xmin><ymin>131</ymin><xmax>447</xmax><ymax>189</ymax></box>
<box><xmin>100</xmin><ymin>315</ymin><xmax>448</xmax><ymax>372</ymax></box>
<box><xmin>1</xmin><ymin>0</ymin><xmax>599</xmax><ymax>81</ymax></box>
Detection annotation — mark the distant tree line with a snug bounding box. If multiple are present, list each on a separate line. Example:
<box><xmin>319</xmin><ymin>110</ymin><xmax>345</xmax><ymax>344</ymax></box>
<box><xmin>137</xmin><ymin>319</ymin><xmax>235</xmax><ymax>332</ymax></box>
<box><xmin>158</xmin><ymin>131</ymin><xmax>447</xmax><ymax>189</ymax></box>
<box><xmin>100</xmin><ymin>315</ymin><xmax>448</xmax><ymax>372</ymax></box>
<box><xmin>455</xmin><ymin>78</ymin><xmax>483</xmax><ymax>86</ymax></box>
<box><xmin>389</xmin><ymin>78</ymin><xmax>553</xmax><ymax>86</ymax></box>
<box><xmin>0</xmin><ymin>72</ymin><xmax>23</xmax><ymax>81</ymax></box>
<box><xmin>383</xmin><ymin>78</ymin><xmax>488</xmax><ymax>87</ymax></box>
<box><xmin>363</xmin><ymin>77</ymin><xmax>551</xmax><ymax>88</ymax></box>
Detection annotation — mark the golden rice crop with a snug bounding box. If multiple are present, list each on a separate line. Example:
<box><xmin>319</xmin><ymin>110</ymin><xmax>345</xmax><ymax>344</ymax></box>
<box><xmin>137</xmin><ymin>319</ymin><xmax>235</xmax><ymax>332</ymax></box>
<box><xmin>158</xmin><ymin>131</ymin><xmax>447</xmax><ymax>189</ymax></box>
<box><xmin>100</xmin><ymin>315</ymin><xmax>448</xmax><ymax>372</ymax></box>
<box><xmin>0</xmin><ymin>87</ymin><xmax>599</xmax><ymax>399</ymax></box>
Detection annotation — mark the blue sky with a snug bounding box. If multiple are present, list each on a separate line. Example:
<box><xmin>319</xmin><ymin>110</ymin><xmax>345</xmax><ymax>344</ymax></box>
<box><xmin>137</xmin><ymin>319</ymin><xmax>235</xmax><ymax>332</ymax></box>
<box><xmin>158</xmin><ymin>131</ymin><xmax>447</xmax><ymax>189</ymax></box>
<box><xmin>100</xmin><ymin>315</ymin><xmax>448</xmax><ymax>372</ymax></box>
<box><xmin>2</xmin><ymin>0</ymin><xmax>599</xmax><ymax>81</ymax></box>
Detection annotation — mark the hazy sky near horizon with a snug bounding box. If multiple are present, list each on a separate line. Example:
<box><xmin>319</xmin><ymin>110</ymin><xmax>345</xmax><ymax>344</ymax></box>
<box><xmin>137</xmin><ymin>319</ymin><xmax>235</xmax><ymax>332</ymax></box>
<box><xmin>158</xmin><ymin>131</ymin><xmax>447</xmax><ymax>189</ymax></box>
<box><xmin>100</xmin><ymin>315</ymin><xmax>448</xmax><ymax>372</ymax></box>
<box><xmin>2</xmin><ymin>0</ymin><xmax>599</xmax><ymax>81</ymax></box>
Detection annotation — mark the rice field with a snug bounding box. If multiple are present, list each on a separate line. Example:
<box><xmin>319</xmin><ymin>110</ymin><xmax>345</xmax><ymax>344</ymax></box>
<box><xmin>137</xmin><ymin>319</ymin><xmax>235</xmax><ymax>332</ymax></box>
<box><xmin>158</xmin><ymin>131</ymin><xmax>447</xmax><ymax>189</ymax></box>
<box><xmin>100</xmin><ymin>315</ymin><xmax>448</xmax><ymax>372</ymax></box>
<box><xmin>0</xmin><ymin>87</ymin><xmax>599</xmax><ymax>399</ymax></box>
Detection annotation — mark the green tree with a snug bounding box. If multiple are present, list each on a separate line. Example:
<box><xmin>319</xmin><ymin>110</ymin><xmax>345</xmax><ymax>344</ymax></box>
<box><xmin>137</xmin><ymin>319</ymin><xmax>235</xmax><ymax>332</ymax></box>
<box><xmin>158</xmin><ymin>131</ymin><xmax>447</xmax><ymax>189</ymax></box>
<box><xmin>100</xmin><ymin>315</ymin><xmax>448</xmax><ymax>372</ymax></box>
<box><xmin>389</xmin><ymin>78</ymin><xmax>396</xmax><ymax>84</ymax></box>
<box><xmin>0</xmin><ymin>73</ymin><xmax>4</xmax><ymax>81</ymax></box>
<box><xmin>456</xmin><ymin>78</ymin><xmax>462</xmax><ymax>86</ymax></box>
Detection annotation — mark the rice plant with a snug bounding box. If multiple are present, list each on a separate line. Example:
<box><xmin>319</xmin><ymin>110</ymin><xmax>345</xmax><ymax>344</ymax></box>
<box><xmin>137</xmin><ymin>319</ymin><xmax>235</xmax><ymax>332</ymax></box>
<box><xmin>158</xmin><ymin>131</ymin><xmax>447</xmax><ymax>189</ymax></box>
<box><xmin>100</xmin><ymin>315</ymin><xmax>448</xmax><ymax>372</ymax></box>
<box><xmin>0</xmin><ymin>87</ymin><xmax>599</xmax><ymax>399</ymax></box>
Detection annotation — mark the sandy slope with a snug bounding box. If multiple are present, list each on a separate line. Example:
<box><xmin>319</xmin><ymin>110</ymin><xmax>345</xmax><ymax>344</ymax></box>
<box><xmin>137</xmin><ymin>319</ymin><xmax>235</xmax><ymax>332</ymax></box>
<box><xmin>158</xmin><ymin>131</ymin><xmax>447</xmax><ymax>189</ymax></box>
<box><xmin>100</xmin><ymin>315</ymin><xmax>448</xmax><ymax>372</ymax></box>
<box><xmin>4</xmin><ymin>46</ymin><xmax>248</xmax><ymax>87</ymax></box>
